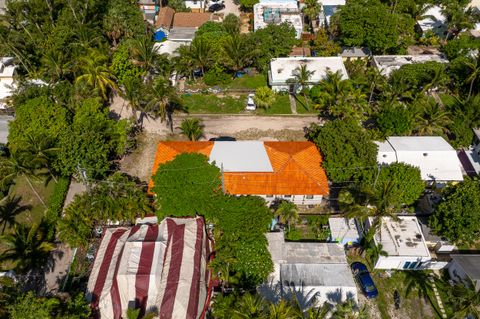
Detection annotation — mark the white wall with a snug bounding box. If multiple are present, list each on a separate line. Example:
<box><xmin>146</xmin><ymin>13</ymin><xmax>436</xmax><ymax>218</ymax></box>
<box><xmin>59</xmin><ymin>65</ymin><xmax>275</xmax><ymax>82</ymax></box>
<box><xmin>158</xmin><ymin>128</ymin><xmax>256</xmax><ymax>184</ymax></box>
<box><xmin>185</xmin><ymin>0</ymin><xmax>205</xmax><ymax>9</ymax></box>
<box><xmin>375</xmin><ymin>256</ymin><xmax>433</xmax><ymax>270</ymax></box>
<box><xmin>259</xmin><ymin>194</ymin><xmax>323</xmax><ymax>205</ymax></box>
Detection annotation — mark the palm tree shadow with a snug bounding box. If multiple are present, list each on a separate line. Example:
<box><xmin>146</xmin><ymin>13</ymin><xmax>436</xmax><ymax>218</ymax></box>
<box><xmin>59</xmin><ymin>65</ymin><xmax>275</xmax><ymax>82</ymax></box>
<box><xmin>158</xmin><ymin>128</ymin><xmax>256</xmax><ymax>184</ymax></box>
<box><xmin>259</xmin><ymin>280</ymin><xmax>327</xmax><ymax>311</ymax></box>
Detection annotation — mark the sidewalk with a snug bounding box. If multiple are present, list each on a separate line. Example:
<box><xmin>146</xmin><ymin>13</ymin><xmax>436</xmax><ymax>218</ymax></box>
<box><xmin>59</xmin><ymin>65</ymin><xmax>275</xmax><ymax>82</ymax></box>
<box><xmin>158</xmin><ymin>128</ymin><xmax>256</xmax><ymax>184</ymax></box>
<box><xmin>43</xmin><ymin>181</ymin><xmax>86</xmax><ymax>295</ymax></box>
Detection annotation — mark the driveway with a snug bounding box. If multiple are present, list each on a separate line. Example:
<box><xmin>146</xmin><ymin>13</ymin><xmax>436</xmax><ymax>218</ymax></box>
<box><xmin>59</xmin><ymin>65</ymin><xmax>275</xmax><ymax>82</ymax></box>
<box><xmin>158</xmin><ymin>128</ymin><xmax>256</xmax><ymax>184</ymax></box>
<box><xmin>207</xmin><ymin>0</ymin><xmax>240</xmax><ymax>17</ymax></box>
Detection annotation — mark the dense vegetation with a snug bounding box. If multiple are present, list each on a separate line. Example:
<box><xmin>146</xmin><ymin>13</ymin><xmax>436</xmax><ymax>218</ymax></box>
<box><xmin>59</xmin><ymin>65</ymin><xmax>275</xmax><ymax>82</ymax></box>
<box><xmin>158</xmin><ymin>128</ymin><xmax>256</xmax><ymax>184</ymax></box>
<box><xmin>152</xmin><ymin>153</ymin><xmax>273</xmax><ymax>286</ymax></box>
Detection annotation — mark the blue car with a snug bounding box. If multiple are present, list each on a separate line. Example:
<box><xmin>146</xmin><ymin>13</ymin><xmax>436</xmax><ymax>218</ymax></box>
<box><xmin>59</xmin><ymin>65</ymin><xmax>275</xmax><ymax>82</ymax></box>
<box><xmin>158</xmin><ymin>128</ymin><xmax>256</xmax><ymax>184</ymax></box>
<box><xmin>351</xmin><ymin>262</ymin><xmax>378</xmax><ymax>299</ymax></box>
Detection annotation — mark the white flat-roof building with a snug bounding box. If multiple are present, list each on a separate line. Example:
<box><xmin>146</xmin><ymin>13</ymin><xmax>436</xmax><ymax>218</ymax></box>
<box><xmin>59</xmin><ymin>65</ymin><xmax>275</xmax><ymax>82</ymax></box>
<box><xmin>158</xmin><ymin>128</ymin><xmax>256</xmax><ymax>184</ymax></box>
<box><xmin>328</xmin><ymin>218</ymin><xmax>361</xmax><ymax>246</ymax></box>
<box><xmin>376</xmin><ymin>136</ymin><xmax>464</xmax><ymax>184</ymax></box>
<box><xmin>254</xmin><ymin>0</ymin><xmax>303</xmax><ymax>39</ymax></box>
<box><xmin>154</xmin><ymin>40</ymin><xmax>190</xmax><ymax>57</ymax></box>
<box><xmin>417</xmin><ymin>6</ymin><xmax>447</xmax><ymax>37</ymax></box>
<box><xmin>367</xmin><ymin>217</ymin><xmax>436</xmax><ymax>270</ymax></box>
<box><xmin>262</xmin><ymin>231</ymin><xmax>357</xmax><ymax>305</ymax></box>
<box><xmin>448</xmin><ymin>254</ymin><xmax>480</xmax><ymax>291</ymax></box>
<box><xmin>372</xmin><ymin>54</ymin><xmax>448</xmax><ymax>77</ymax></box>
<box><xmin>0</xmin><ymin>57</ymin><xmax>16</xmax><ymax>109</ymax></box>
<box><xmin>268</xmin><ymin>57</ymin><xmax>349</xmax><ymax>92</ymax></box>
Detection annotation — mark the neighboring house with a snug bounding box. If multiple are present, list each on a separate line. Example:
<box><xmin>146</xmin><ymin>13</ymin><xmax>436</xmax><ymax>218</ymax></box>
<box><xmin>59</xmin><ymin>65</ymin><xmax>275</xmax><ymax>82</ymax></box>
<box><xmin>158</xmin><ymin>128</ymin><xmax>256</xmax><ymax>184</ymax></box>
<box><xmin>339</xmin><ymin>47</ymin><xmax>371</xmax><ymax>61</ymax></box>
<box><xmin>376</xmin><ymin>136</ymin><xmax>464</xmax><ymax>185</ymax></box>
<box><xmin>253</xmin><ymin>0</ymin><xmax>303</xmax><ymax>39</ymax></box>
<box><xmin>262</xmin><ymin>231</ymin><xmax>358</xmax><ymax>305</ymax></box>
<box><xmin>372</xmin><ymin>54</ymin><xmax>448</xmax><ymax>77</ymax></box>
<box><xmin>0</xmin><ymin>57</ymin><xmax>16</xmax><ymax>109</ymax></box>
<box><xmin>155</xmin><ymin>6</ymin><xmax>175</xmax><ymax>35</ymax></box>
<box><xmin>328</xmin><ymin>218</ymin><xmax>361</xmax><ymax>246</ymax></box>
<box><xmin>416</xmin><ymin>5</ymin><xmax>447</xmax><ymax>37</ymax></box>
<box><xmin>184</xmin><ymin>0</ymin><xmax>206</xmax><ymax>12</ymax></box>
<box><xmin>268</xmin><ymin>57</ymin><xmax>349</xmax><ymax>92</ymax></box>
<box><xmin>367</xmin><ymin>216</ymin><xmax>448</xmax><ymax>270</ymax></box>
<box><xmin>138</xmin><ymin>0</ymin><xmax>158</xmax><ymax>24</ymax></box>
<box><xmin>87</xmin><ymin>217</ymin><xmax>211</xmax><ymax>319</ymax></box>
<box><xmin>318</xmin><ymin>0</ymin><xmax>345</xmax><ymax>27</ymax></box>
<box><xmin>149</xmin><ymin>141</ymin><xmax>330</xmax><ymax>205</ymax></box>
<box><xmin>154</xmin><ymin>40</ymin><xmax>189</xmax><ymax>56</ymax></box>
<box><xmin>448</xmin><ymin>254</ymin><xmax>480</xmax><ymax>291</ymax></box>
<box><xmin>468</xmin><ymin>0</ymin><xmax>480</xmax><ymax>38</ymax></box>
<box><xmin>461</xmin><ymin>128</ymin><xmax>480</xmax><ymax>175</ymax></box>
<box><xmin>167</xmin><ymin>12</ymin><xmax>216</xmax><ymax>42</ymax></box>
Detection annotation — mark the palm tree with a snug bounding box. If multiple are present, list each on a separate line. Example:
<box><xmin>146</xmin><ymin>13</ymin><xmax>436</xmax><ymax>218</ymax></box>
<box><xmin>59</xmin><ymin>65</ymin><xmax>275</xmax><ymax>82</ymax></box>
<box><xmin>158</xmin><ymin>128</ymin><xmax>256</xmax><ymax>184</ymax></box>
<box><xmin>464</xmin><ymin>53</ymin><xmax>480</xmax><ymax>99</ymax></box>
<box><xmin>40</xmin><ymin>50</ymin><xmax>73</xmax><ymax>83</ymax></box>
<box><xmin>0</xmin><ymin>152</ymin><xmax>47</xmax><ymax>208</ymax></box>
<box><xmin>303</xmin><ymin>0</ymin><xmax>321</xmax><ymax>30</ymax></box>
<box><xmin>0</xmin><ymin>221</ymin><xmax>55</xmax><ymax>274</ymax></box>
<box><xmin>414</xmin><ymin>99</ymin><xmax>451</xmax><ymax>136</ymax></box>
<box><xmin>146</xmin><ymin>76</ymin><xmax>182</xmax><ymax>132</ymax></box>
<box><xmin>122</xmin><ymin>76</ymin><xmax>145</xmax><ymax>124</ymax></box>
<box><xmin>174</xmin><ymin>45</ymin><xmax>197</xmax><ymax>81</ymax></box>
<box><xmin>360</xmin><ymin>229</ymin><xmax>388</xmax><ymax>270</ymax></box>
<box><xmin>130</xmin><ymin>35</ymin><xmax>167</xmax><ymax>80</ymax></box>
<box><xmin>233</xmin><ymin>293</ymin><xmax>267</xmax><ymax>318</ymax></box>
<box><xmin>75</xmin><ymin>49</ymin><xmax>119</xmax><ymax>100</ymax></box>
<box><xmin>190</xmin><ymin>37</ymin><xmax>213</xmax><ymax>76</ymax></box>
<box><xmin>447</xmin><ymin>278</ymin><xmax>480</xmax><ymax>319</ymax></box>
<box><xmin>0</xmin><ymin>196</ymin><xmax>30</xmax><ymax>234</ymax></box>
<box><xmin>442</xmin><ymin>3</ymin><xmax>477</xmax><ymax>40</ymax></box>
<box><xmin>267</xmin><ymin>300</ymin><xmax>298</xmax><ymax>319</ymax></box>
<box><xmin>20</xmin><ymin>133</ymin><xmax>60</xmax><ymax>183</ymax></box>
<box><xmin>331</xmin><ymin>299</ymin><xmax>368</xmax><ymax>319</ymax></box>
<box><xmin>222</xmin><ymin>35</ymin><xmax>254</xmax><ymax>77</ymax></box>
<box><xmin>276</xmin><ymin>201</ymin><xmax>299</xmax><ymax>232</ymax></box>
<box><xmin>290</xmin><ymin>65</ymin><xmax>315</xmax><ymax>110</ymax></box>
<box><xmin>178</xmin><ymin>118</ymin><xmax>204</xmax><ymax>141</ymax></box>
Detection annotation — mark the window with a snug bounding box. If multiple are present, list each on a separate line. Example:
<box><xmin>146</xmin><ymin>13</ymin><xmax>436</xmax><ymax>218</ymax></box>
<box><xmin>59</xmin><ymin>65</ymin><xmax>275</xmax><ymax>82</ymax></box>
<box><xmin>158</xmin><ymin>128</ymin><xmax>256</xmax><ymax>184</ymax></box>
<box><xmin>408</xmin><ymin>262</ymin><xmax>418</xmax><ymax>269</ymax></box>
<box><xmin>306</xmin><ymin>195</ymin><xmax>314</xmax><ymax>199</ymax></box>
<box><xmin>284</xmin><ymin>195</ymin><xmax>292</xmax><ymax>198</ymax></box>
<box><xmin>423</xmin><ymin>153</ymin><xmax>428</xmax><ymax>157</ymax></box>
<box><xmin>266</xmin><ymin>195</ymin><xmax>273</xmax><ymax>198</ymax></box>
<box><xmin>403</xmin><ymin>262</ymin><xmax>411</xmax><ymax>269</ymax></box>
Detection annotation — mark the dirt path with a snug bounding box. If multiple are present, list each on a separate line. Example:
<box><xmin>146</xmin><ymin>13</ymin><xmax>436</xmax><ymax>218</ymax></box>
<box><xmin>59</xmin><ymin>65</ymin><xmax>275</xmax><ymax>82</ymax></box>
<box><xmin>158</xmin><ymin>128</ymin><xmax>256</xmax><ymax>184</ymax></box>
<box><xmin>110</xmin><ymin>95</ymin><xmax>320</xmax><ymax>137</ymax></box>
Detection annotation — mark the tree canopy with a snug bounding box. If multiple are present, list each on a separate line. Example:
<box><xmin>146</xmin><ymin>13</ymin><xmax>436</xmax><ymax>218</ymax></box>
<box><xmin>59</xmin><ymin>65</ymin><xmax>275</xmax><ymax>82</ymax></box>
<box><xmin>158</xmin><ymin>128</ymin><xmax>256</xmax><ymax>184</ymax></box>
<box><xmin>152</xmin><ymin>153</ymin><xmax>273</xmax><ymax>286</ymax></box>
<box><xmin>306</xmin><ymin>120</ymin><xmax>378</xmax><ymax>183</ymax></box>
<box><xmin>430</xmin><ymin>178</ymin><xmax>480</xmax><ymax>245</ymax></box>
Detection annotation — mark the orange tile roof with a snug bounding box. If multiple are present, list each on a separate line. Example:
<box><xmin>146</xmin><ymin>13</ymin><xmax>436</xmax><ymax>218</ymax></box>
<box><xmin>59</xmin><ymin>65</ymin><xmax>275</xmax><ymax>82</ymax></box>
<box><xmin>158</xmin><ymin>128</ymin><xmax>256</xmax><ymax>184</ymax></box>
<box><xmin>149</xmin><ymin>141</ymin><xmax>329</xmax><ymax>196</ymax></box>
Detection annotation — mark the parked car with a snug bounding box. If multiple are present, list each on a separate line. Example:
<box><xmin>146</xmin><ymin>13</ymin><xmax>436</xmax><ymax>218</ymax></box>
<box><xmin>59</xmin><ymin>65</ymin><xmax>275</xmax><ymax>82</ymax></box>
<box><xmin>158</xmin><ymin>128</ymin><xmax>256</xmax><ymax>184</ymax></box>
<box><xmin>351</xmin><ymin>262</ymin><xmax>378</xmax><ymax>298</ymax></box>
<box><xmin>208</xmin><ymin>3</ymin><xmax>225</xmax><ymax>11</ymax></box>
<box><xmin>246</xmin><ymin>93</ymin><xmax>256</xmax><ymax>111</ymax></box>
<box><xmin>210</xmin><ymin>0</ymin><xmax>224</xmax><ymax>3</ymax></box>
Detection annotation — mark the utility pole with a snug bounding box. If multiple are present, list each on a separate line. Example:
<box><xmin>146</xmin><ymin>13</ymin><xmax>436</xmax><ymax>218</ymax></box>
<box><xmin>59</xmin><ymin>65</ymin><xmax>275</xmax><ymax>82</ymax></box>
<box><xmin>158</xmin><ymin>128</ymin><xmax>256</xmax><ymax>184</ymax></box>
<box><xmin>221</xmin><ymin>163</ymin><xmax>225</xmax><ymax>194</ymax></box>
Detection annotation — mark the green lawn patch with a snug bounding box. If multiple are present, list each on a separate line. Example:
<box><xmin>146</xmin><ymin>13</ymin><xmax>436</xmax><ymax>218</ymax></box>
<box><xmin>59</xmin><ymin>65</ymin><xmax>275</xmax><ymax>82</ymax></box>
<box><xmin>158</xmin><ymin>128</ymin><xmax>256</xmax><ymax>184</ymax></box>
<box><xmin>9</xmin><ymin>175</ymin><xmax>57</xmax><ymax>226</ymax></box>
<box><xmin>182</xmin><ymin>94</ymin><xmax>246</xmax><ymax>114</ymax></box>
<box><xmin>222</xmin><ymin>74</ymin><xmax>268</xmax><ymax>90</ymax></box>
<box><xmin>256</xmin><ymin>94</ymin><xmax>292</xmax><ymax>115</ymax></box>
<box><xmin>295</xmin><ymin>95</ymin><xmax>318</xmax><ymax>114</ymax></box>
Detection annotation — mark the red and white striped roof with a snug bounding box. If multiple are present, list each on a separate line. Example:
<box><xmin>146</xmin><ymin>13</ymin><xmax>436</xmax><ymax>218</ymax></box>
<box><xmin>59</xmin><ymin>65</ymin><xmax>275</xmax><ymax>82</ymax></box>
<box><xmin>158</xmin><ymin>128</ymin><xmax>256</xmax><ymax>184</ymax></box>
<box><xmin>86</xmin><ymin>217</ymin><xmax>211</xmax><ymax>319</ymax></box>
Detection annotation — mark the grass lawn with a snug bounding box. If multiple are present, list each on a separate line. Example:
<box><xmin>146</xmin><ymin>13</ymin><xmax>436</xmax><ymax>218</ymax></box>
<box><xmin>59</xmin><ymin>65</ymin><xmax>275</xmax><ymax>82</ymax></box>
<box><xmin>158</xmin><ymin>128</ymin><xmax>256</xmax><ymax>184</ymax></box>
<box><xmin>182</xmin><ymin>94</ymin><xmax>246</xmax><ymax>114</ymax></box>
<box><xmin>9</xmin><ymin>175</ymin><xmax>56</xmax><ymax>226</ymax></box>
<box><xmin>370</xmin><ymin>270</ymin><xmax>439</xmax><ymax>319</ymax></box>
<box><xmin>221</xmin><ymin>74</ymin><xmax>267</xmax><ymax>90</ymax></box>
<box><xmin>256</xmin><ymin>94</ymin><xmax>292</xmax><ymax>115</ymax></box>
<box><xmin>295</xmin><ymin>95</ymin><xmax>318</xmax><ymax>114</ymax></box>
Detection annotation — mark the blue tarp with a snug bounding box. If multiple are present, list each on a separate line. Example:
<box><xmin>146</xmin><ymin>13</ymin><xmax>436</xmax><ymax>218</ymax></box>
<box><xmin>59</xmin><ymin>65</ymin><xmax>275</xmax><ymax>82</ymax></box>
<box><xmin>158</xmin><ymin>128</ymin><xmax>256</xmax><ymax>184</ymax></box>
<box><xmin>154</xmin><ymin>30</ymin><xmax>166</xmax><ymax>41</ymax></box>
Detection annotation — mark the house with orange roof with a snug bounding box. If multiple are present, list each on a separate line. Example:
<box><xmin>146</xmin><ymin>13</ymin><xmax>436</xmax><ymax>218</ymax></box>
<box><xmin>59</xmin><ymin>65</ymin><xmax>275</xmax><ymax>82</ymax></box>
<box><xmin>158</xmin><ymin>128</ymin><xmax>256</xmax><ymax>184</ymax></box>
<box><xmin>149</xmin><ymin>141</ymin><xmax>329</xmax><ymax>205</ymax></box>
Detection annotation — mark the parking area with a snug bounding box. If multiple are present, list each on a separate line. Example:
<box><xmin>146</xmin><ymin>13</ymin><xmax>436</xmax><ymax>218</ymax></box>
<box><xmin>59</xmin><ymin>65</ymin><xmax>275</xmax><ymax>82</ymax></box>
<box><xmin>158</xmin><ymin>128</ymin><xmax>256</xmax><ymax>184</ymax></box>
<box><xmin>206</xmin><ymin>0</ymin><xmax>240</xmax><ymax>16</ymax></box>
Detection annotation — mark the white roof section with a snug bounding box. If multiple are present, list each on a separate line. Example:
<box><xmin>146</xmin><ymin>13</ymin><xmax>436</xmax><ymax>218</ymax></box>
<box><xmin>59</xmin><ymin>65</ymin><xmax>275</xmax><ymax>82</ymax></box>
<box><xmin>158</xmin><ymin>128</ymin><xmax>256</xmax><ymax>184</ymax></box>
<box><xmin>0</xmin><ymin>57</ymin><xmax>16</xmax><ymax>101</ymax></box>
<box><xmin>373</xmin><ymin>216</ymin><xmax>430</xmax><ymax>258</ymax></box>
<box><xmin>376</xmin><ymin>136</ymin><xmax>464</xmax><ymax>182</ymax></box>
<box><xmin>417</xmin><ymin>6</ymin><xmax>446</xmax><ymax>32</ymax></box>
<box><xmin>209</xmin><ymin>141</ymin><xmax>273</xmax><ymax>172</ymax></box>
<box><xmin>267</xmin><ymin>232</ymin><xmax>355</xmax><ymax>286</ymax></box>
<box><xmin>372</xmin><ymin>54</ymin><xmax>448</xmax><ymax>77</ymax></box>
<box><xmin>269</xmin><ymin>57</ymin><xmax>348</xmax><ymax>85</ymax></box>
<box><xmin>329</xmin><ymin>218</ymin><xmax>361</xmax><ymax>243</ymax></box>
<box><xmin>154</xmin><ymin>40</ymin><xmax>189</xmax><ymax>57</ymax></box>
<box><xmin>0</xmin><ymin>115</ymin><xmax>12</xmax><ymax>144</ymax></box>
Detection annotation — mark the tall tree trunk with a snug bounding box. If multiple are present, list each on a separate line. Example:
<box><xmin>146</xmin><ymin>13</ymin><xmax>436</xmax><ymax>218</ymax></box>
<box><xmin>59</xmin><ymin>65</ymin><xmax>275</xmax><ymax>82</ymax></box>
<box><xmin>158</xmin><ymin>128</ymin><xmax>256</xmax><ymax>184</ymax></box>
<box><xmin>468</xmin><ymin>77</ymin><xmax>476</xmax><ymax>99</ymax></box>
<box><xmin>24</xmin><ymin>175</ymin><xmax>47</xmax><ymax>208</ymax></box>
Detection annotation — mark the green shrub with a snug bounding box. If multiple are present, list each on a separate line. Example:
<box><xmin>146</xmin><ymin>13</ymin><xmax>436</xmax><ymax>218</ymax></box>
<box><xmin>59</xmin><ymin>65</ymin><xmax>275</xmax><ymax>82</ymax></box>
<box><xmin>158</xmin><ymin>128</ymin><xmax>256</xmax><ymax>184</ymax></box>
<box><xmin>285</xmin><ymin>228</ymin><xmax>302</xmax><ymax>241</ymax></box>
<box><xmin>204</xmin><ymin>65</ymin><xmax>232</xmax><ymax>86</ymax></box>
<box><xmin>45</xmin><ymin>177</ymin><xmax>70</xmax><ymax>240</ymax></box>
